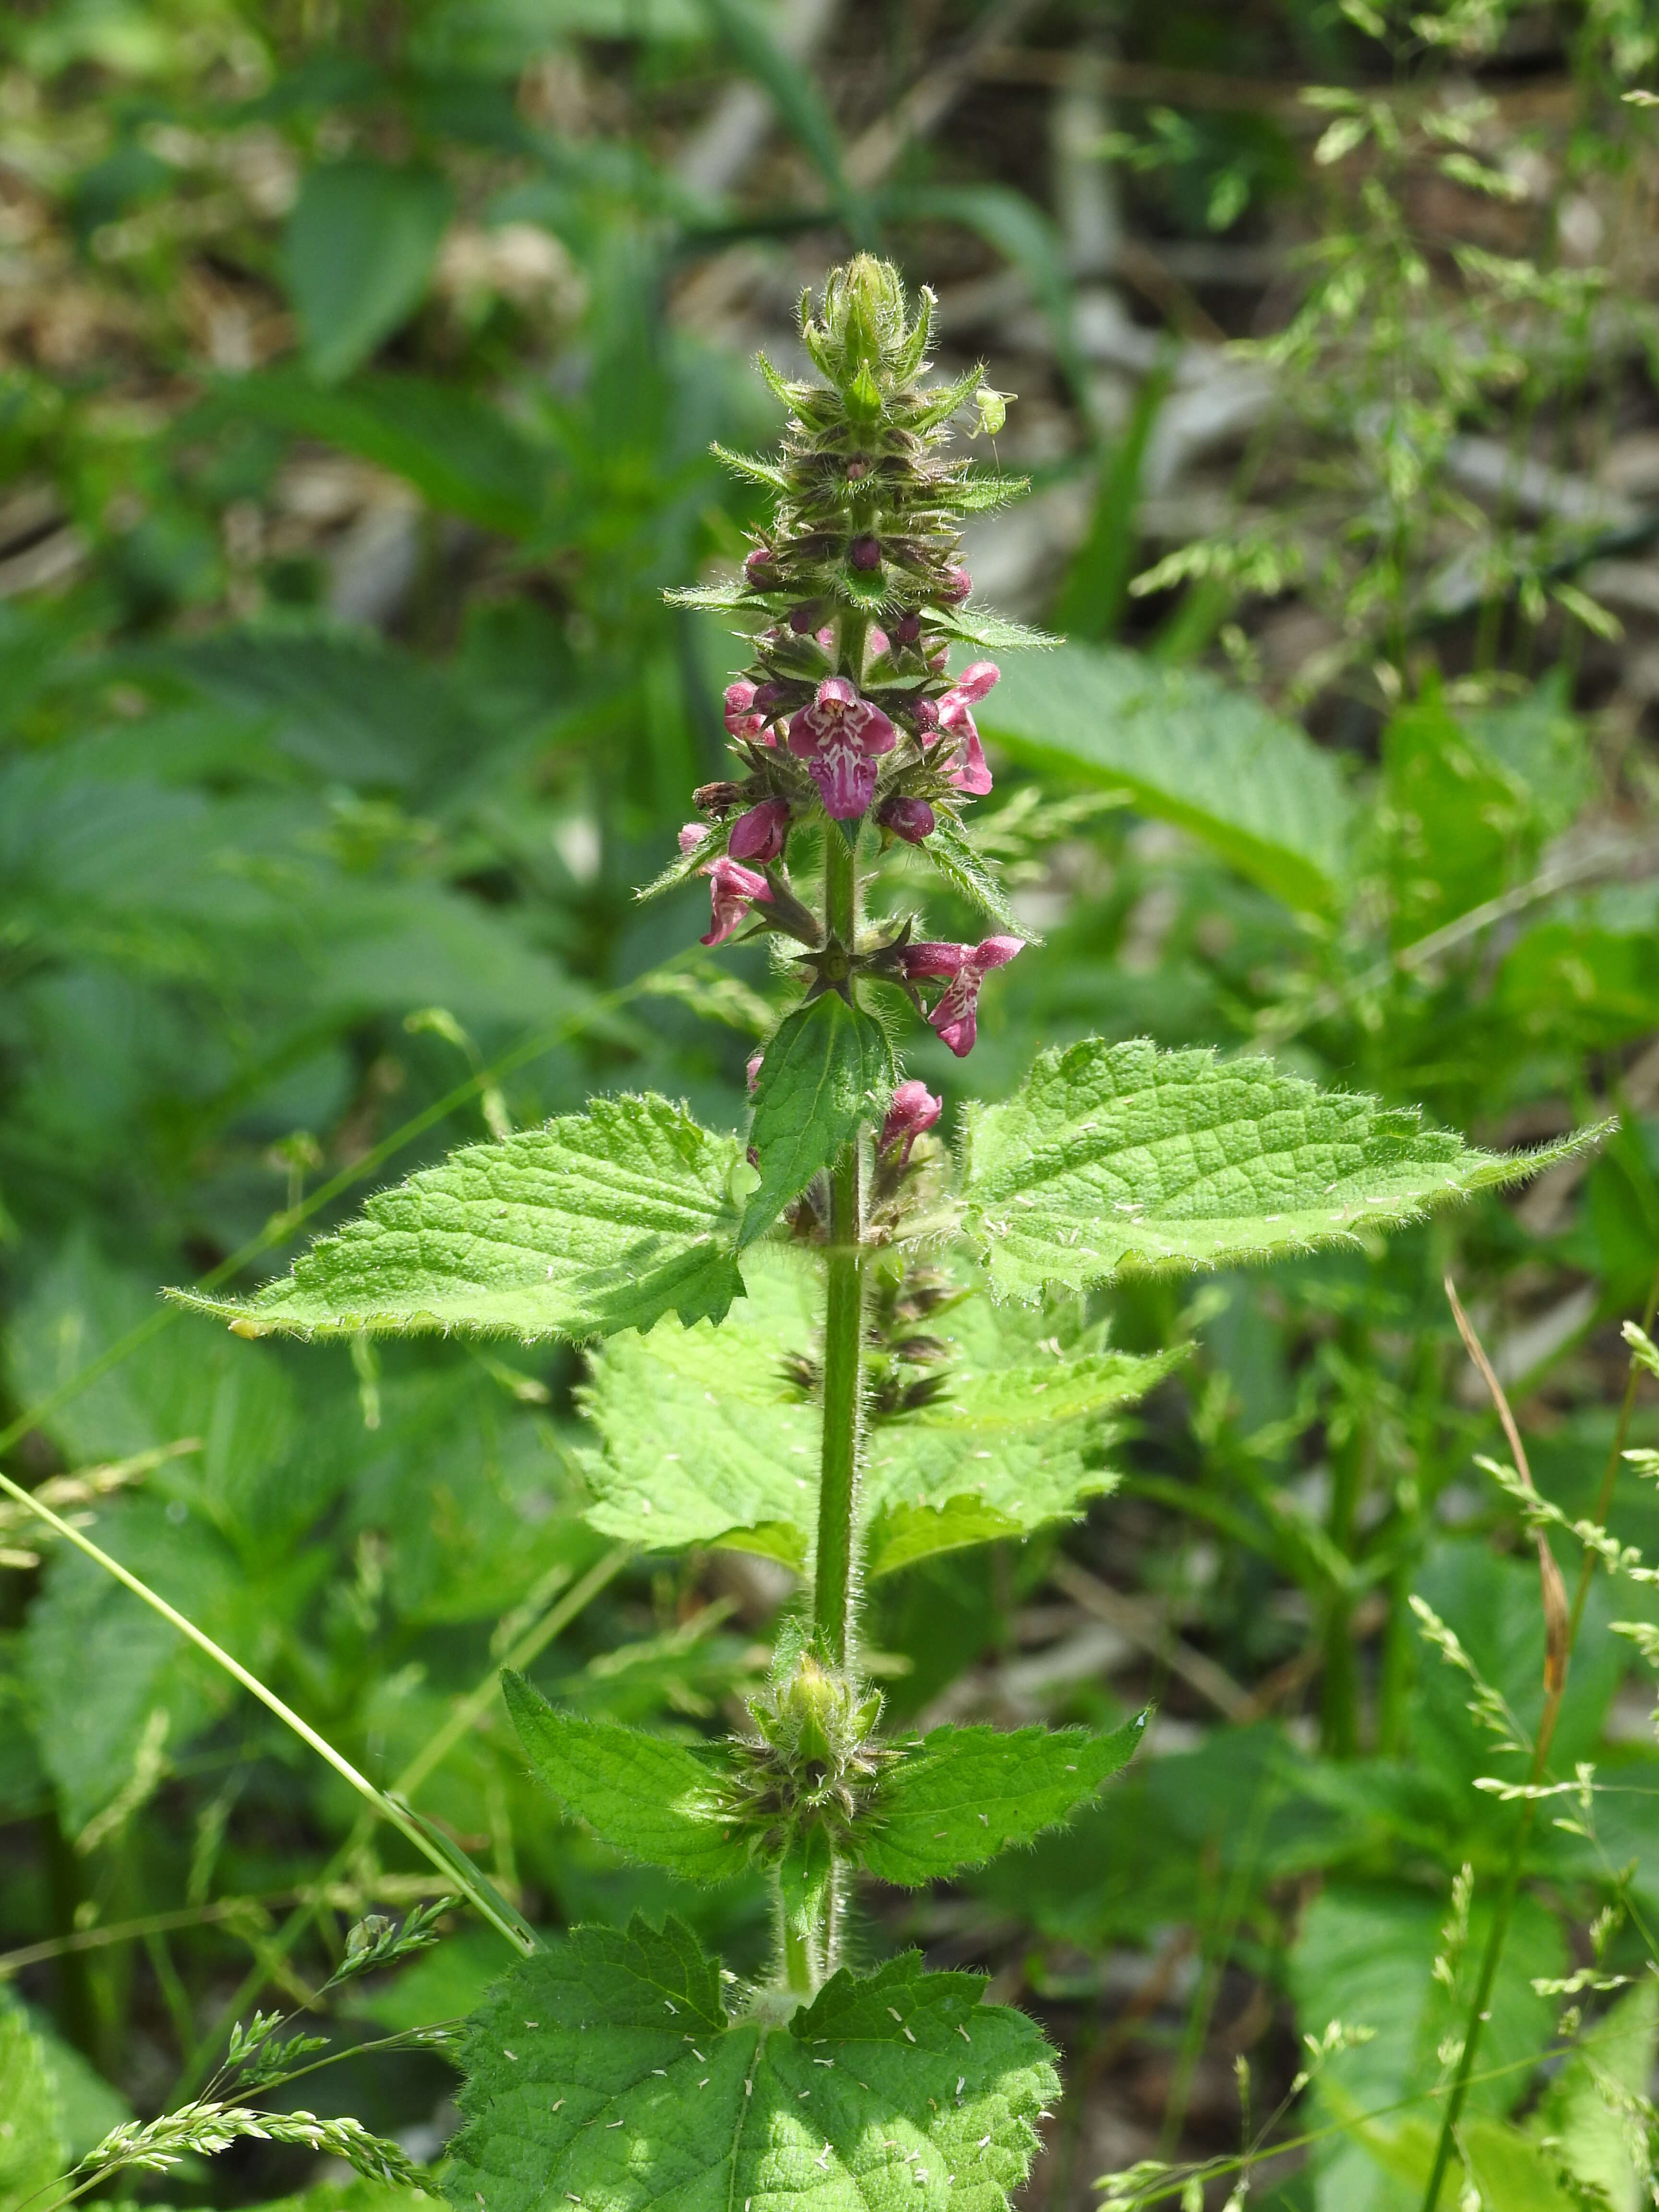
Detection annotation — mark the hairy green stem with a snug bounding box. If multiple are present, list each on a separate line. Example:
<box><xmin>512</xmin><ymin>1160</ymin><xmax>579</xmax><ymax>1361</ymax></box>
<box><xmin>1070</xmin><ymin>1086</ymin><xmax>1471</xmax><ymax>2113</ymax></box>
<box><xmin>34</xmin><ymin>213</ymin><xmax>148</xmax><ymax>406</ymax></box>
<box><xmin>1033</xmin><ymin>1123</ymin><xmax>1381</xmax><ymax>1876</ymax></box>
<box><xmin>813</xmin><ymin>829</ymin><xmax>865</xmax><ymax>1669</ymax></box>
<box><xmin>781</xmin><ymin>1909</ymin><xmax>817</xmax><ymax>1997</ymax></box>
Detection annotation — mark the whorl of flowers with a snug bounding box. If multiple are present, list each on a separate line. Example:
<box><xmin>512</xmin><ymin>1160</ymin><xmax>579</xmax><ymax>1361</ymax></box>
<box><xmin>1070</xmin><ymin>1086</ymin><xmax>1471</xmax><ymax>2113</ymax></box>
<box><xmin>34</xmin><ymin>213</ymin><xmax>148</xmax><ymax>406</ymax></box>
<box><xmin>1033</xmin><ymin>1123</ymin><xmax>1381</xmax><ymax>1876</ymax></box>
<box><xmin>656</xmin><ymin>254</ymin><xmax>1034</xmax><ymax>1067</ymax></box>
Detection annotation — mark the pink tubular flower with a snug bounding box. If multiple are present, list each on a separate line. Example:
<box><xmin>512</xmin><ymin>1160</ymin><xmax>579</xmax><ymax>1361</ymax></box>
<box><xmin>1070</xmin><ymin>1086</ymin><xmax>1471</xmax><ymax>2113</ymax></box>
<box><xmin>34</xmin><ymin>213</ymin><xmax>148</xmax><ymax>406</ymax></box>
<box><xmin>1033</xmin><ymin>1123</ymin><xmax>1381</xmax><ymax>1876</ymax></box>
<box><xmin>877</xmin><ymin>793</ymin><xmax>935</xmax><ymax>844</ymax></box>
<box><xmin>728</xmin><ymin>797</ymin><xmax>792</xmax><ymax>863</ymax></box>
<box><xmin>724</xmin><ymin>679</ymin><xmax>766</xmax><ymax>743</ymax></box>
<box><xmin>787</xmin><ymin>676</ymin><xmax>897</xmax><ymax>820</ymax></box>
<box><xmin>745</xmin><ymin>1051</ymin><xmax>764</xmax><ymax>1095</ymax></box>
<box><xmin>879</xmin><ymin>1079</ymin><xmax>942</xmax><ymax>1166</ymax></box>
<box><xmin>678</xmin><ymin>821</ymin><xmax>710</xmax><ymax>856</ymax></box>
<box><xmin>701</xmin><ymin>855</ymin><xmax>773</xmax><ymax>947</ymax></box>
<box><xmin>899</xmin><ymin>935</ymin><xmax>1024</xmax><ymax>1057</ymax></box>
<box><xmin>936</xmin><ymin>661</ymin><xmax>999</xmax><ymax>798</ymax></box>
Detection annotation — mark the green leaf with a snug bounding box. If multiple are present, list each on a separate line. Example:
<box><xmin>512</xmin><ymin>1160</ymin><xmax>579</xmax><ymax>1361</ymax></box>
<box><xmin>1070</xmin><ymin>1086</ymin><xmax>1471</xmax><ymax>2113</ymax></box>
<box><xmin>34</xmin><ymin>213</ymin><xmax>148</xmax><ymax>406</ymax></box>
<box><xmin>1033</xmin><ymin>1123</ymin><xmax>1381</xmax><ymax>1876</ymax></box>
<box><xmin>0</xmin><ymin>1991</ymin><xmax>64</xmax><ymax>2212</ymax></box>
<box><xmin>1053</xmin><ymin>358</ymin><xmax>1174</xmax><ymax>643</ymax></box>
<box><xmin>1292</xmin><ymin>1884</ymin><xmax>1563</xmax><ymax>2210</ymax></box>
<box><xmin>939</xmin><ymin>608</ymin><xmax>1059</xmax><ymax>652</ymax></box>
<box><xmin>699</xmin><ymin>0</ymin><xmax>848</xmax><ymax>201</ymax></box>
<box><xmin>578</xmin><ymin>1250</ymin><xmax>1169</xmax><ymax>1569</ymax></box>
<box><xmin>577</xmin><ymin>1248</ymin><xmax>826</xmax><ymax>1566</ymax></box>
<box><xmin>172</xmin><ymin>1097</ymin><xmax>746</xmax><ymax>1344</ymax></box>
<box><xmin>922</xmin><ymin>812</ymin><xmax>1032</xmax><ymax>941</ymax></box>
<box><xmin>860</xmin><ymin>1346</ymin><xmax>1179</xmax><ymax>1576</ymax></box>
<box><xmin>974</xmin><ymin>643</ymin><xmax>1353</xmax><ymax>911</ymax></box>
<box><xmin>741</xmin><ymin>997</ymin><xmax>892</xmax><ymax>1249</ymax></box>
<box><xmin>198</xmin><ymin>369</ymin><xmax>548</xmax><ymax>537</ymax></box>
<box><xmin>860</xmin><ymin>1716</ymin><xmax>1147</xmax><ymax>1886</ymax></box>
<box><xmin>285</xmin><ymin>160</ymin><xmax>454</xmax><ymax>384</ymax></box>
<box><xmin>959</xmin><ymin>1038</ymin><xmax>1597</xmax><ymax>1302</ymax></box>
<box><xmin>1528</xmin><ymin>1977</ymin><xmax>1659</xmax><ymax>2209</ymax></box>
<box><xmin>501</xmin><ymin>1671</ymin><xmax>750</xmax><ymax>1887</ymax></box>
<box><xmin>1459</xmin><ymin>2124</ymin><xmax>1576</xmax><ymax>2212</ymax></box>
<box><xmin>444</xmin><ymin>1920</ymin><xmax>1056</xmax><ymax>2212</ymax></box>
<box><xmin>1381</xmin><ymin>682</ymin><xmax>1539</xmax><ymax>947</ymax></box>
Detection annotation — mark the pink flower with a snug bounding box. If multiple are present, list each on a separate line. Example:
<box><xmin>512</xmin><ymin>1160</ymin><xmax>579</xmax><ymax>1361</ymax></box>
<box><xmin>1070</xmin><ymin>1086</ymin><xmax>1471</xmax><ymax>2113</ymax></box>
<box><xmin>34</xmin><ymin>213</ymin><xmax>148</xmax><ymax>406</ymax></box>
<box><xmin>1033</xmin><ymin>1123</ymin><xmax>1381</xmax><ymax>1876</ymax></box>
<box><xmin>678</xmin><ymin>821</ymin><xmax>710</xmax><ymax>856</ymax></box>
<box><xmin>936</xmin><ymin>661</ymin><xmax>999</xmax><ymax>798</ymax></box>
<box><xmin>746</xmin><ymin>1051</ymin><xmax>764</xmax><ymax>1094</ymax></box>
<box><xmin>787</xmin><ymin>676</ymin><xmax>897</xmax><ymax>820</ymax></box>
<box><xmin>879</xmin><ymin>1079</ymin><xmax>942</xmax><ymax>1166</ymax></box>
<box><xmin>728</xmin><ymin>797</ymin><xmax>792</xmax><ymax>863</ymax></box>
<box><xmin>701</xmin><ymin>854</ymin><xmax>773</xmax><ymax>947</ymax></box>
<box><xmin>877</xmin><ymin>793</ymin><xmax>935</xmax><ymax>844</ymax></box>
<box><xmin>899</xmin><ymin>935</ymin><xmax>1024</xmax><ymax>1057</ymax></box>
<box><xmin>724</xmin><ymin>680</ymin><xmax>766</xmax><ymax>743</ymax></box>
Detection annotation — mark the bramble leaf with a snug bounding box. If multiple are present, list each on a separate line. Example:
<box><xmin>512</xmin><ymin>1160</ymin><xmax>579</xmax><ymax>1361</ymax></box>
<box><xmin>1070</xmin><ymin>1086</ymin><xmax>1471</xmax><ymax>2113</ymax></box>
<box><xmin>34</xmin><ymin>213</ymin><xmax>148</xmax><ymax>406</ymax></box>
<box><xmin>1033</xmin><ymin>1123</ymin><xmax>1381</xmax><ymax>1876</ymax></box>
<box><xmin>578</xmin><ymin>1251</ymin><xmax>1168</xmax><ymax>1568</ymax></box>
<box><xmin>501</xmin><ymin>1671</ymin><xmax>750</xmax><ymax>1887</ymax></box>
<box><xmin>444</xmin><ymin>1919</ymin><xmax>1056</xmax><ymax>2212</ymax></box>
<box><xmin>960</xmin><ymin>1038</ymin><xmax>1598</xmax><ymax>1302</ymax></box>
<box><xmin>172</xmin><ymin>1097</ymin><xmax>746</xmax><ymax>1343</ymax></box>
<box><xmin>860</xmin><ymin>1715</ymin><xmax>1148</xmax><ymax>1886</ymax></box>
<box><xmin>740</xmin><ymin>998</ymin><xmax>893</xmax><ymax>1248</ymax></box>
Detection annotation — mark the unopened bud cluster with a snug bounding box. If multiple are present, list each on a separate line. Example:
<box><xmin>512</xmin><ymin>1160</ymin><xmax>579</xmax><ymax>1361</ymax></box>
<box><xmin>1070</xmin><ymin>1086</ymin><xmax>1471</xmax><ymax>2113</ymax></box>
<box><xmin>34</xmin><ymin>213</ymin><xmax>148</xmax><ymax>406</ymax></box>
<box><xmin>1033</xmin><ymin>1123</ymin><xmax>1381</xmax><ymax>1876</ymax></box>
<box><xmin>723</xmin><ymin>1647</ymin><xmax>892</xmax><ymax>1859</ymax></box>
<box><xmin>663</xmin><ymin>255</ymin><xmax>1030</xmax><ymax>1071</ymax></box>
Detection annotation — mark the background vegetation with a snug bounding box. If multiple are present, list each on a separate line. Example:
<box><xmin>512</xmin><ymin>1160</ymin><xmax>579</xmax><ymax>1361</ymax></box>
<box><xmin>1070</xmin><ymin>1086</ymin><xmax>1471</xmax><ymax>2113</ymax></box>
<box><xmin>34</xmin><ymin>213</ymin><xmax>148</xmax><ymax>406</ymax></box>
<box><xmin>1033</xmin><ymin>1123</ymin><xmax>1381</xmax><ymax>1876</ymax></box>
<box><xmin>3</xmin><ymin>0</ymin><xmax>1659</xmax><ymax>2206</ymax></box>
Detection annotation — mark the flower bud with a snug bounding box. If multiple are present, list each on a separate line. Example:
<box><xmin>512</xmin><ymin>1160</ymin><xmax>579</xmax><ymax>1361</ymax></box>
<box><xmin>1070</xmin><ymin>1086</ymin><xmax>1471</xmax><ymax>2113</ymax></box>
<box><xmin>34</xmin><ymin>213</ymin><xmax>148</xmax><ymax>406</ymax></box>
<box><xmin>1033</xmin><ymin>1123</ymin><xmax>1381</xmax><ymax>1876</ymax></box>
<box><xmin>678</xmin><ymin>821</ymin><xmax>709</xmax><ymax>856</ymax></box>
<box><xmin>893</xmin><ymin>612</ymin><xmax>921</xmax><ymax>644</ymax></box>
<box><xmin>744</xmin><ymin>545</ymin><xmax>781</xmax><ymax>587</ymax></box>
<box><xmin>850</xmin><ymin>535</ymin><xmax>881</xmax><ymax>572</ymax></box>
<box><xmin>728</xmin><ymin>797</ymin><xmax>792</xmax><ymax>864</ymax></box>
<box><xmin>724</xmin><ymin>679</ymin><xmax>765</xmax><ymax>741</ymax></box>
<box><xmin>879</xmin><ymin>1079</ymin><xmax>942</xmax><ymax>1166</ymax></box>
<box><xmin>877</xmin><ymin>793</ymin><xmax>935</xmax><ymax>844</ymax></box>
<box><xmin>941</xmin><ymin>564</ymin><xmax>971</xmax><ymax>602</ymax></box>
<box><xmin>788</xmin><ymin>602</ymin><xmax>820</xmax><ymax>634</ymax></box>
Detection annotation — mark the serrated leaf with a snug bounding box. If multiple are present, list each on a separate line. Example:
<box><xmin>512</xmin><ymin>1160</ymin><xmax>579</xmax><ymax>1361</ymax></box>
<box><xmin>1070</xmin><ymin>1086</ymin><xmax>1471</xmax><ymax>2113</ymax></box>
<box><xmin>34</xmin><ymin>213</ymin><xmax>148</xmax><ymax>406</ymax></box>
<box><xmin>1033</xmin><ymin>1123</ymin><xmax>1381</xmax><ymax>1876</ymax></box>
<box><xmin>975</xmin><ymin>644</ymin><xmax>1351</xmax><ymax>911</ymax></box>
<box><xmin>635</xmin><ymin>819</ymin><xmax>731</xmax><ymax>905</ymax></box>
<box><xmin>661</xmin><ymin>581</ymin><xmax>758</xmax><ymax>613</ymax></box>
<box><xmin>947</xmin><ymin>473</ymin><xmax>1028</xmax><ymax>515</ymax></box>
<box><xmin>860</xmin><ymin>1715</ymin><xmax>1147</xmax><ymax>1887</ymax></box>
<box><xmin>860</xmin><ymin>1347</ymin><xmax>1178</xmax><ymax>1576</ymax></box>
<box><xmin>445</xmin><ymin>1920</ymin><xmax>1056</xmax><ymax>2212</ymax></box>
<box><xmin>501</xmin><ymin>1671</ymin><xmax>750</xmax><ymax>1887</ymax></box>
<box><xmin>579</xmin><ymin>1249</ymin><xmax>1168</xmax><ymax>1570</ymax></box>
<box><xmin>922</xmin><ymin>813</ymin><xmax>1032</xmax><ymax>940</ymax></box>
<box><xmin>741</xmin><ymin>997</ymin><xmax>892</xmax><ymax>1248</ymax></box>
<box><xmin>960</xmin><ymin>1038</ymin><xmax>1598</xmax><ymax>1302</ymax></box>
<box><xmin>938</xmin><ymin>608</ymin><xmax>1060</xmax><ymax>652</ymax></box>
<box><xmin>172</xmin><ymin>1097</ymin><xmax>746</xmax><ymax>1344</ymax></box>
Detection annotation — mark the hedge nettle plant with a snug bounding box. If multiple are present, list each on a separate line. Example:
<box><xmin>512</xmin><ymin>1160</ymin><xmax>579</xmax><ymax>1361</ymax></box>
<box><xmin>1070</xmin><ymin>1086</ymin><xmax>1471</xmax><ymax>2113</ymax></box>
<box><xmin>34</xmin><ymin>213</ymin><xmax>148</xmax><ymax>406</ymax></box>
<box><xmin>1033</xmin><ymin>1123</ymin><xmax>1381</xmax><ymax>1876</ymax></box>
<box><xmin>187</xmin><ymin>258</ymin><xmax>1580</xmax><ymax>2212</ymax></box>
